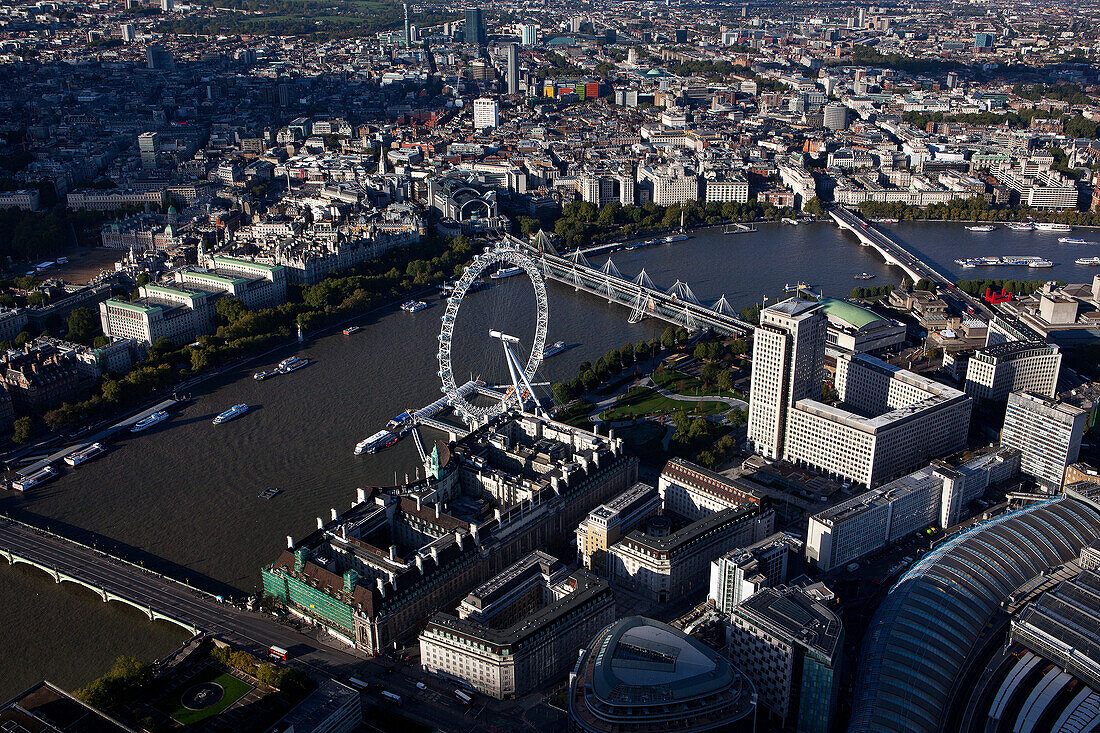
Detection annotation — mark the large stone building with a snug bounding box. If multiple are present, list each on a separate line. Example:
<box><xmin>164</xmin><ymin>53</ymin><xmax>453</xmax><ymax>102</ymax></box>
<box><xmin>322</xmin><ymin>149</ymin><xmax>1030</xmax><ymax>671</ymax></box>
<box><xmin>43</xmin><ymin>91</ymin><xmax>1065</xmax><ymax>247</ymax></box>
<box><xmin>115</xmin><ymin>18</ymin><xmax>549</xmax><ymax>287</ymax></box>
<box><xmin>100</xmin><ymin>282</ymin><xmax>216</xmax><ymax>346</ymax></box>
<box><xmin>749</xmin><ymin>299</ymin><xmax>972</xmax><ymax>487</ymax></box>
<box><xmin>806</xmin><ymin>448</ymin><xmax>1020</xmax><ymax>571</ymax></box>
<box><xmin>178</xmin><ymin>255</ymin><xmax>288</xmax><ymax>311</ymax></box>
<box><xmin>0</xmin><ymin>342</ymin><xmax>81</xmax><ymax>411</ymax></box>
<box><xmin>607</xmin><ymin>504</ymin><xmax>775</xmax><ymax>603</ymax></box>
<box><xmin>263</xmin><ymin>413</ymin><xmax>637</xmax><ymax>654</ymax></box>
<box><xmin>575</xmin><ymin>482</ymin><xmax>662</xmax><ymax>575</ymax></box>
<box><xmin>658</xmin><ymin>457</ymin><xmax>763</xmax><ymax>521</ymax></box>
<box><xmin>418</xmin><ymin>551</ymin><xmax>614</xmax><ymax>699</ymax></box>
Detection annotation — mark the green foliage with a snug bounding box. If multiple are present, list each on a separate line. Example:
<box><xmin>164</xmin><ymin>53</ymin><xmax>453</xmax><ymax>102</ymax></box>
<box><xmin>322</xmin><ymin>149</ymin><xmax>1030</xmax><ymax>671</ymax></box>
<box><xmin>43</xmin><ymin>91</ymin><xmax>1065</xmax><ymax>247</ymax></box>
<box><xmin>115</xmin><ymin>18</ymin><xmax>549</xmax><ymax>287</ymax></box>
<box><xmin>849</xmin><ymin>45</ymin><xmax>958</xmax><ymax>73</ymax></box>
<box><xmin>551</xmin><ymin>199</ymin><xmax>791</xmax><ymax>250</ymax></box>
<box><xmin>66</xmin><ymin>307</ymin><xmax>100</xmax><ymax>345</ymax></box>
<box><xmin>161</xmin><ymin>0</ymin><xmax>454</xmax><ymax>41</ymax></box>
<box><xmin>12</xmin><ymin>416</ymin><xmax>33</xmax><ymax>443</ymax></box>
<box><xmin>0</xmin><ymin>209</ymin><xmax>67</xmax><ymax>262</ymax></box>
<box><xmin>215</xmin><ymin>297</ymin><xmax>249</xmax><ymax>325</ymax></box>
<box><xmin>739</xmin><ymin>304</ymin><xmax>760</xmax><ymax>325</ymax></box>
<box><xmin>849</xmin><ymin>285</ymin><xmax>893</xmax><ymax>300</ymax></box>
<box><xmin>552</xmin><ymin>382</ymin><xmax>573</xmax><ymax>405</ymax></box>
<box><xmin>804</xmin><ymin>196</ymin><xmax>825</xmax><ymax>216</ymax></box>
<box><xmin>75</xmin><ymin>655</ymin><xmax>152</xmax><ymax>710</ymax></box>
<box><xmin>954</xmin><ymin>279</ymin><xmax>1050</xmax><ymax>297</ymax></box>
<box><xmin>1012</xmin><ymin>82</ymin><xmax>1093</xmax><ymax>105</ymax></box>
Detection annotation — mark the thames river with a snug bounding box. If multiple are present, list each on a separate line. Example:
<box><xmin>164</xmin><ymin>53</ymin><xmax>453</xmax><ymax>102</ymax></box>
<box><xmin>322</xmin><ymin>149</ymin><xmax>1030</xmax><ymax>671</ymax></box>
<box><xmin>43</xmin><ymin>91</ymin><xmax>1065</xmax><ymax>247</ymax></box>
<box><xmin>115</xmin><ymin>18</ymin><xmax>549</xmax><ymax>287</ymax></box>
<box><xmin>1</xmin><ymin>220</ymin><xmax>1095</xmax><ymax>698</ymax></box>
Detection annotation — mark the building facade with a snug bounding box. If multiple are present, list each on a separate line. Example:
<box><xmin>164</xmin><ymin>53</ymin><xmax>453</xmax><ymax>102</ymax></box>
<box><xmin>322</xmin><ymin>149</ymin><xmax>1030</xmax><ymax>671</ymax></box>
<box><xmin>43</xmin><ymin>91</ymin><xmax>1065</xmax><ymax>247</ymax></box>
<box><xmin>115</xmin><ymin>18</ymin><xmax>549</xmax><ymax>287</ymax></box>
<box><xmin>418</xmin><ymin>552</ymin><xmax>615</xmax><ymax>699</ymax></box>
<box><xmin>708</xmin><ymin>533</ymin><xmax>794</xmax><ymax>613</ymax></box>
<box><xmin>1001</xmin><ymin>391</ymin><xmax>1087</xmax><ymax>491</ymax></box>
<box><xmin>964</xmin><ymin>341</ymin><xmax>1061</xmax><ymax>404</ymax></box>
<box><xmin>607</xmin><ymin>505</ymin><xmax>776</xmax><ymax>603</ymax></box>
<box><xmin>726</xmin><ymin>586</ymin><xmax>843</xmax><ymax>733</ymax></box>
<box><xmin>575</xmin><ymin>482</ymin><xmax>662</xmax><ymax>575</ymax></box>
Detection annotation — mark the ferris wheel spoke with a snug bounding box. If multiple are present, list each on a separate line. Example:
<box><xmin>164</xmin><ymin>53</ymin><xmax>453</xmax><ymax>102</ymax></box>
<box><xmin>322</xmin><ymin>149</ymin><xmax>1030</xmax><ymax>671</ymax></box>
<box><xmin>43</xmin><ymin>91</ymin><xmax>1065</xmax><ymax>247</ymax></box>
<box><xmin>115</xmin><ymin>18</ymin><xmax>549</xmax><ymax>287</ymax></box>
<box><xmin>437</xmin><ymin>243</ymin><xmax>549</xmax><ymax>423</ymax></box>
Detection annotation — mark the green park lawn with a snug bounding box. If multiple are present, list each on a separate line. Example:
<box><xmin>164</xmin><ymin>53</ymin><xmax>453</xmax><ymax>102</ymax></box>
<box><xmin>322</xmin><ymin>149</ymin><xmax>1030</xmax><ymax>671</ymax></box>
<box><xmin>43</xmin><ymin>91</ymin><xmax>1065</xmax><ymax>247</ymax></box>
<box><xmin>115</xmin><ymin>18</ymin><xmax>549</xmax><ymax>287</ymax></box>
<box><xmin>600</xmin><ymin>387</ymin><xmax>728</xmax><ymax>421</ymax></box>
<box><xmin>160</xmin><ymin>668</ymin><xmax>253</xmax><ymax>726</ymax></box>
<box><xmin>651</xmin><ymin>368</ymin><xmax>742</xmax><ymax>400</ymax></box>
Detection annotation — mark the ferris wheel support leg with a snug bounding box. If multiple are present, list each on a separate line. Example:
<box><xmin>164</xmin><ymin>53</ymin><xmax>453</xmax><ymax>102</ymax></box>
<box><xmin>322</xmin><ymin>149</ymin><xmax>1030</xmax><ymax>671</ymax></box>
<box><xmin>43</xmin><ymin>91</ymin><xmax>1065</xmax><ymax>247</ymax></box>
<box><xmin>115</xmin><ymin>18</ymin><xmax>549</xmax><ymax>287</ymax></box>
<box><xmin>511</xmin><ymin>343</ymin><xmax>547</xmax><ymax>418</ymax></box>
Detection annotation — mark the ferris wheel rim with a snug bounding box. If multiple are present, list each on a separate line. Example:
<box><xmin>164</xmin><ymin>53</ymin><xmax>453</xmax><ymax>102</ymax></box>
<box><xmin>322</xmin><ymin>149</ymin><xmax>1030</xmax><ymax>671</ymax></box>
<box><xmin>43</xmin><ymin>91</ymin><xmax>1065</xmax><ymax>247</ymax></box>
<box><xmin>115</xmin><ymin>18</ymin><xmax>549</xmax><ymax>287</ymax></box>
<box><xmin>438</xmin><ymin>244</ymin><xmax>549</xmax><ymax>420</ymax></box>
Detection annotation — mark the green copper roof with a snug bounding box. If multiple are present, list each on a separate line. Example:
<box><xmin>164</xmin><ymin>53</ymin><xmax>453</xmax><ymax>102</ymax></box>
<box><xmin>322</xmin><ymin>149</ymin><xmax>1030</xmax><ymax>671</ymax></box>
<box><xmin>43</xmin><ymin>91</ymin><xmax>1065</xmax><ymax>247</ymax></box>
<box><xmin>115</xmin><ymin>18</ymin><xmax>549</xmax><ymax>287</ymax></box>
<box><xmin>818</xmin><ymin>298</ymin><xmax>885</xmax><ymax>329</ymax></box>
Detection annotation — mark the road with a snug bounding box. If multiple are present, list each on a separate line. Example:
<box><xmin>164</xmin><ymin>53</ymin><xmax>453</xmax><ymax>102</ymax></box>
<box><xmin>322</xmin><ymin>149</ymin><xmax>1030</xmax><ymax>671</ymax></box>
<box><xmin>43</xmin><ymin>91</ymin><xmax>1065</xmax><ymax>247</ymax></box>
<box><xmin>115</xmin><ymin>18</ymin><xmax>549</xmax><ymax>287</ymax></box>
<box><xmin>828</xmin><ymin>204</ymin><xmax>995</xmax><ymax>320</ymax></box>
<box><xmin>0</xmin><ymin>517</ymin><xmax>572</xmax><ymax>732</ymax></box>
<box><xmin>0</xmin><ymin>517</ymin><xmax>365</xmax><ymax>676</ymax></box>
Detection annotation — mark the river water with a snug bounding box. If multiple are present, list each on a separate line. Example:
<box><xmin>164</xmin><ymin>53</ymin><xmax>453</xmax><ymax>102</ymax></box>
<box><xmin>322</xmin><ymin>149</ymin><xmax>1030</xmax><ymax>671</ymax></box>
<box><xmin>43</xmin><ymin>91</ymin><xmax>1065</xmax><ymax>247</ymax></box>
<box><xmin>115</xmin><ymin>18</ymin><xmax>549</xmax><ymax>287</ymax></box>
<box><xmin>2</xmin><ymin>220</ymin><xmax>1096</xmax><ymax>698</ymax></box>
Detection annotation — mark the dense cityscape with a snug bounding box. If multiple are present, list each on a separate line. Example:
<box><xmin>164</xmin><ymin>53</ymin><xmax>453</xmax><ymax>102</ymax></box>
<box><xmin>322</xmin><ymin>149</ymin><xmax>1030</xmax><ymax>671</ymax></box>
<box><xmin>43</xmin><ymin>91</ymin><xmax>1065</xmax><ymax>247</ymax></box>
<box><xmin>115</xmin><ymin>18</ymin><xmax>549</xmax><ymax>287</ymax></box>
<box><xmin>1</xmin><ymin>0</ymin><xmax>1100</xmax><ymax>731</ymax></box>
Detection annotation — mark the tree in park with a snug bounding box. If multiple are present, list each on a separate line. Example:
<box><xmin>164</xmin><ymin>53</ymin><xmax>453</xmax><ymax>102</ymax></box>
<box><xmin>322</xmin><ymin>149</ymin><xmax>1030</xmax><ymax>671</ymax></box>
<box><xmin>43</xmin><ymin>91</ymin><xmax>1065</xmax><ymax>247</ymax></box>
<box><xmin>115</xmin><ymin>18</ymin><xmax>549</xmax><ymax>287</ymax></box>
<box><xmin>66</xmin><ymin>307</ymin><xmax>99</xmax><ymax>344</ymax></box>
<box><xmin>12</xmin><ymin>416</ymin><xmax>33</xmax><ymax>443</ymax></box>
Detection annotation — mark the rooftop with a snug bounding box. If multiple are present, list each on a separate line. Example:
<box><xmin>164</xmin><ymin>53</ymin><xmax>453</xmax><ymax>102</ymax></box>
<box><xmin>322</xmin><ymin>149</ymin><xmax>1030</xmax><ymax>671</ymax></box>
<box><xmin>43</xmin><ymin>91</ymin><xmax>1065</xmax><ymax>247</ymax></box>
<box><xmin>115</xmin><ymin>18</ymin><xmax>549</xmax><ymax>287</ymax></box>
<box><xmin>818</xmin><ymin>297</ymin><xmax>887</xmax><ymax>330</ymax></box>
<box><xmin>733</xmin><ymin>585</ymin><xmax>843</xmax><ymax>661</ymax></box>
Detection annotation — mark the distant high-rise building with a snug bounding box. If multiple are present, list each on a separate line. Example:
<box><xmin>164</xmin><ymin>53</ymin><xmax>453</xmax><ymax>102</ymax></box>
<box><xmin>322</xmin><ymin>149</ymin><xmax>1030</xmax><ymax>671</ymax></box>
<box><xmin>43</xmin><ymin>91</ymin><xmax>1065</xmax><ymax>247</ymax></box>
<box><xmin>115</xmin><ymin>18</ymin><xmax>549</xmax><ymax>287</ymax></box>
<box><xmin>464</xmin><ymin>7</ymin><xmax>486</xmax><ymax>45</ymax></box>
<box><xmin>120</xmin><ymin>23</ymin><xmax>136</xmax><ymax>42</ymax></box>
<box><xmin>823</xmin><ymin>102</ymin><xmax>848</xmax><ymax>131</ymax></box>
<box><xmin>505</xmin><ymin>43</ymin><xmax>519</xmax><ymax>95</ymax></box>
<box><xmin>138</xmin><ymin>131</ymin><xmax>159</xmax><ymax>169</ymax></box>
<box><xmin>473</xmin><ymin>97</ymin><xmax>499</xmax><ymax>130</ymax></box>
<box><xmin>520</xmin><ymin>23</ymin><xmax>538</xmax><ymax>46</ymax></box>
<box><xmin>569</xmin><ymin>16</ymin><xmax>583</xmax><ymax>33</ymax></box>
<box><xmin>675</xmin><ymin>28</ymin><xmax>688</xmax><ymax>43</ymax></box>
<box><xmin>946</xmin><ymin>71</ymin><xmax>958</xmax><ymax>88</ymax></box>
<box><xmin>145</xmin><ymin>44</ymin><xmax>173</xmax><ymax>71</ymax></box>
<box><xmin>403</xmin><ymin>2</ymin><xmax>411</xmax><ymax>46</ymax></box>
<box><xmin>160</xmin><ymin>0</ymin><xmax>173</xmax><ymax>12</ymax></box>
<box><xmin>1001</xmin><ymin>391</ymin><xmax>1086</xmax><ymax>491</ymax></box>
<box><xmin>974</xmin><ymin>32</ymin><xmax>995</xmax><ymax>50</ymax></box>
<box><xmin>856</xmin><ymin>7</ymin><xmax>866</xmax><ymax>27</ymax></box>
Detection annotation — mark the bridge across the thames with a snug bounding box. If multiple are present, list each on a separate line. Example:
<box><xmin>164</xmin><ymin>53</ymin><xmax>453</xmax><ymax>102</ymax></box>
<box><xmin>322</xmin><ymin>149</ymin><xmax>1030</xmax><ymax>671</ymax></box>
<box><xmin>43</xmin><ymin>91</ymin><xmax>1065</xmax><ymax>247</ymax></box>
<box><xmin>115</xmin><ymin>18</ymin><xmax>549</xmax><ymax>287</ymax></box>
<box><xmin>827</xmin><ymin>205</ymin><xmax>994</xmax><ymax>319</ymax></box>
<box><xmin>0</xmin><ymin>517</ymin><xmax>364</xmax><ymax>672</ymax></box>
<box><xmin>507</xmin><ymin>234</ymin><xmax>754</xmax><ymax>336</ymax></box>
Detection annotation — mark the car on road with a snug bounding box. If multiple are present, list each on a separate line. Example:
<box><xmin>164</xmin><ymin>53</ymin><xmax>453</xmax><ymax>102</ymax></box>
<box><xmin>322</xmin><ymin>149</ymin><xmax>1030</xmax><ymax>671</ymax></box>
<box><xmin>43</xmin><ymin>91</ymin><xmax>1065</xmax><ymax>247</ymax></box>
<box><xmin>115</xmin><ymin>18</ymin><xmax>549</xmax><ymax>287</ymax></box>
<box><xmin>416</xmin><ymin>682</ymin><xmax>427</xmax><ymax>691</ymax></box>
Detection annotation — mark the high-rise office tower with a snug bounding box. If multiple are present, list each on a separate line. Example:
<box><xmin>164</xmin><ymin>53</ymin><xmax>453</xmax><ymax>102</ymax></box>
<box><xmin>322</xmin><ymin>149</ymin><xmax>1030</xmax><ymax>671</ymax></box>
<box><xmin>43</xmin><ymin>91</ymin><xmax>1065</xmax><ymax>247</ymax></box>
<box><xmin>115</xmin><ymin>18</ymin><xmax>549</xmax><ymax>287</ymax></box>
<box><xmin>403</xmin><ymin>3</ymin><xmax>411</xmax><ymax>47</ymax></box>
<box><xmin>120</xmin><ymin>23</ymin><xmax>136</xmax><ymax>42</ymax></box>
<box><xmin>161</xmin><ymin>0</ymin><xmax>173</xmax><ymax>12</ymax></box>
<box><xmin>823</xmin><ymin>102</ymin><xmax>848</xmax><ymax>131</ymax></box>
<box><xmin>1001</xmin><ymin>391</ymin><xmax>1086</xmax><ymax>491</ymax></box>
<box><xmin>138</xmin><ymin>131</ymin><xmax>159</xmax><ymax>169</ymax></box>
<box><xmin>747</xmin><ymin>299</ymin><xmax>826</xmax><ymax>460</ymax></box>
<box><xmin>473</xmin><ymin>97</ymin><xmax>499</xmax><ymax>130</ymax></box>
<box><xmin>464</xmin><ymin>7</ymin><xmax>486</xmax><ymax>45</ymax></box>
<box><xmin>505</xmin><ymin>43</ymin><xmax>519</xmax><ymax>94</ymax></box>
<box><xmin>520</xmin><ymin>24</ymin><xmax>538</xmax><ymax>46</ymax></box>
<box><xmin>145</xmin><ymin>44</ymin><xmax>174</xmax><ymax>71</ymax></box>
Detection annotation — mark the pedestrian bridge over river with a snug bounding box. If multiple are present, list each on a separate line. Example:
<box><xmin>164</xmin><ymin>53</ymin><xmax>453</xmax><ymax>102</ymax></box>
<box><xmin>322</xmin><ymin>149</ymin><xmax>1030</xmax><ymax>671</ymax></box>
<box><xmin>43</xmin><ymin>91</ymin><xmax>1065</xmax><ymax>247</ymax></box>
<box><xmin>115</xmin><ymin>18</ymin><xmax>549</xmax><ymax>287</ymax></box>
<box><xmin>506</xmin><ymin>233</ymin><xmax>754</xmax><ymax>336</ymax></box>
